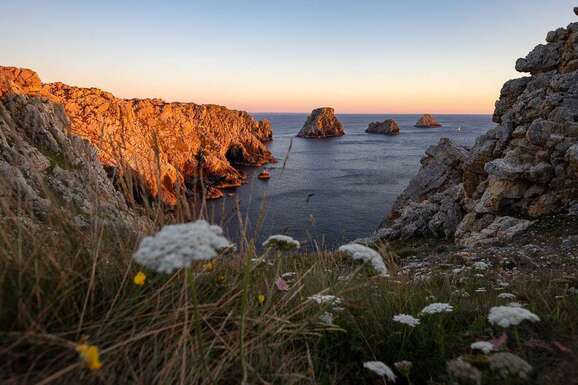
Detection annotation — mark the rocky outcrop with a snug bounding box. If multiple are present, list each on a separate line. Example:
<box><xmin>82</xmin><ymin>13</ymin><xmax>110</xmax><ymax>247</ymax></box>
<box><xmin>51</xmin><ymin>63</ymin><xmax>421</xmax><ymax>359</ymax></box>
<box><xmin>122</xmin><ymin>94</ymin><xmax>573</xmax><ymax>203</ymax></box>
<box><xmin>366</xmin><ymin>10</ymin><xmax>578</xmax><ymax>247</ymax></box>
<box><xmin>366</xmin><ymin>119</ymin><xmax>400</xmax><ymax>135</ymax></box>
<box><xmin>0</xmin><ymin>93</ymin><xmax>140</xmax><ymax>230</ymax></box>
<box><xmin>415</xmin><ymin>114</ymin><xmax>442</xmax><ymax>128</ymax></box>
<box><xmin>0</xmin><ymin>67</ymin><xmax>274</xmax><ymax>205</ymax></box>
<box><xmin>297</xmin><ymin>107</ymin><xmax>344</xmax><ymax>138</ymax></box>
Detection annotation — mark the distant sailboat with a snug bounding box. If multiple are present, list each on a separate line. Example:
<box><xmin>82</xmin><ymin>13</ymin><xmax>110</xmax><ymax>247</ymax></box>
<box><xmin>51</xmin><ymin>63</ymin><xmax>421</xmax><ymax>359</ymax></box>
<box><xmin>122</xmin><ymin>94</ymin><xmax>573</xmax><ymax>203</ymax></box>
<box><xmin>457</xmin><ymin>125</ymin><xmax>463</xmax><ymax>132</ymax></box>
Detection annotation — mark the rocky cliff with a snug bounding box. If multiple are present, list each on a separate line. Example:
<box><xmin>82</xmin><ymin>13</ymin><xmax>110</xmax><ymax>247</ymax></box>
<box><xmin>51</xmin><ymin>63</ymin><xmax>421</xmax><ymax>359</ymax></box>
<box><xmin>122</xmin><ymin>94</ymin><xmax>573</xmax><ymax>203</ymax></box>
<box><xmin>0</xmin><ymin>67</ymin><xmax>274</xmax><ymax>204</ymax></box>
<box><xmin>367</xmin><ymin>11</ymin><xmax>578</xmax><ymax>247</ymax></box>
<box><xmin>297</xmin><ymin>107</ymin><xmax>345</xmax><ymax>138</ymax></box>
<box><xmin>0</xmin><ymin>92</ymin><xmax>141</xmax><ymax>230</ymax></box>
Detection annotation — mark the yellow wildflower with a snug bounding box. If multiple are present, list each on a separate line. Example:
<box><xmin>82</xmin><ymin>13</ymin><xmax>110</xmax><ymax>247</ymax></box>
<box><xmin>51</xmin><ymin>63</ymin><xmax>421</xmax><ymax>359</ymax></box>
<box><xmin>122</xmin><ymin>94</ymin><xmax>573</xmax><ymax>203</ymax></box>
<box><xmin>216</xmin><ymin>275</ymin><xmax>226</xmax><ymax>284</ymax></box>
<box><xmin>203</xmin><ymin>260</ymin><xmax>215</xmax><ymax>272</ymax></box>
<box><xmin>76</xmin><ymin>343</ymin><xmax>102</xmax><ymax>370</ymax></box>
<box><xmin>257</xmin><ymin>294</ymin><xmax>266</xmax><ymax>305</ymax></box>
<box><xmin>133</xmin><ymin>271</ymin><xmax>146</xmax><ymax>286</ymax></box>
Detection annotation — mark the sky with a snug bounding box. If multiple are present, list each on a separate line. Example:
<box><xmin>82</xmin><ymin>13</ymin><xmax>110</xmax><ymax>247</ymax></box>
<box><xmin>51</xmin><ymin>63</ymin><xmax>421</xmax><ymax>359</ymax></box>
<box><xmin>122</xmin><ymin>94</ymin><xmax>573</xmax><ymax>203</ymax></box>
<box><xmin>1</xmin><ymin>0</ymin><xmax>576</xmax><ymax>114</ymax></box>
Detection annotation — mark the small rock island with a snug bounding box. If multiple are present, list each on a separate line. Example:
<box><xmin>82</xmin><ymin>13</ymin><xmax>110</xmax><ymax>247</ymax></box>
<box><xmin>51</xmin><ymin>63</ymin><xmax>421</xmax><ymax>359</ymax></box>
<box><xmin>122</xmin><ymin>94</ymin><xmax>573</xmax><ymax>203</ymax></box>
<box><xmin>366</xmin><ymin>119</ymin><xmax>400</xmax><ymax>135</ymax></box>
<box><xmin>297</xmin><ymin>107</ymin><xmax>345</xmax><ymax>138</ymax></box>
<box><xmin>415</xmin><ymin>114</ymin><xmax>442</xmax><ymax>128</ymax></box>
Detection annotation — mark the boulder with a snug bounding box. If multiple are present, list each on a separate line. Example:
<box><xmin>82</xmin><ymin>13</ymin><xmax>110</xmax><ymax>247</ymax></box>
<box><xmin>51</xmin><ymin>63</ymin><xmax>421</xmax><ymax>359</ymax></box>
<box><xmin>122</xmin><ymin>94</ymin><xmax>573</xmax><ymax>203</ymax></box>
<box><xmin>297</xmin><ymin>107</ymin><xmax>345</xmax><ymax>138</ymax></box>
<box><xmin>415</xmin><ymin>114</ymin><xmax>442</xmax><ymax>128</ymax></box>
<box><xmin>457</xmin><ymin>216</ymin><xmax>535</xmax><ymax>247</ymax></box>
<box><xmin>366</xmin><ymin>119</ymin><xmax>400</xmax><ymax>135</ymax></box>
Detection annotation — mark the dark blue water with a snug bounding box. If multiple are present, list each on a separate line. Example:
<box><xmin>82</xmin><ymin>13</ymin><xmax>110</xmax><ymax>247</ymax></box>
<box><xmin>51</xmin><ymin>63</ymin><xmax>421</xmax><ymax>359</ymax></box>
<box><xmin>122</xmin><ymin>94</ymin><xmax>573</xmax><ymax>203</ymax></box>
<box><xmin>207</xmin><ymin>114</ymin><xmax>495</xmax><ymax>249</ymax></box>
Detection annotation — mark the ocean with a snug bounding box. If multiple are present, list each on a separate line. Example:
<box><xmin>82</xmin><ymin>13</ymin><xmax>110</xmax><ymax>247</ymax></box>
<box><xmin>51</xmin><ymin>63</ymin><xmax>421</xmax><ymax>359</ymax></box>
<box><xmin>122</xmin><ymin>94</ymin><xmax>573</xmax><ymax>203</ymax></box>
<box><xmin>207</xmin><ymin>114</ymin><xmax>496</xmax><ymax>249</ymax></box>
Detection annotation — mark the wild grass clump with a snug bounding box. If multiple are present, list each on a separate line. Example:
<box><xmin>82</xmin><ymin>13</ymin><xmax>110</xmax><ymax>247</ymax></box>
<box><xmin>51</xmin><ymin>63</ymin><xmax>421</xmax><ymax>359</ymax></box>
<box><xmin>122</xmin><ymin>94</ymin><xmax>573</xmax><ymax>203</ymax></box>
<box><xmin>0</xmin><ymin>175</ymin><xmax>577</xmax><ymax>384</ymax></box>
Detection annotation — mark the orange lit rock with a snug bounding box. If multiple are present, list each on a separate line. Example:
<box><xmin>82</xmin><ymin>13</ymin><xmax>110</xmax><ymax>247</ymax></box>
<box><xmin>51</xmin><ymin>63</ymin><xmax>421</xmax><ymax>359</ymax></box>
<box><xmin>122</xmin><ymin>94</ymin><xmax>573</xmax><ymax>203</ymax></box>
<box><xmin>415</xmin><ymin>114</ymin><xmax>442</xmax><ymax>128</ymax></box>
<box><xmin>297</xmin><ymin>107</ymin><xmax>344</xmax><ymax>138</ymax></box>
<box><xmin>0</xmin><ymin>66</ymin><xmax>274</xmax><ymax>204</ymax></box>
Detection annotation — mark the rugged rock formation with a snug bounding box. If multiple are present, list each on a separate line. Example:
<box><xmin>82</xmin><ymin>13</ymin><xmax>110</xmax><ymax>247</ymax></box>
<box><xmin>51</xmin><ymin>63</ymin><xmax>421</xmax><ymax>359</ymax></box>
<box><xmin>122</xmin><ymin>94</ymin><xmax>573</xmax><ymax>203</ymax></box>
<box><xmin>415</xmin><ymin>114</ymin><xmax>442</xmax><ymax>128</ymax></box>
<box><xmin>366</xmin><ymin>119</ymin><xmax>400</xmax><ymax>135</ymax></box>
<box><xmin>365</xmin><ymin>10</ymin><xmax>578</xmax><ymax>247</ymax></box>
<box><xmin>0</xmin><ymin>67</ymin><xmax>274</xmax><ymax>204</ymax></box>
<box><xmin>0</xmin><ymin>93</ymin><xmax>140</xmax><ymax>230</ymax></box>
<box><xmin>297</xmin><ymin>107</ymin><xmax>344</xmax><ymax>138</ymax></box>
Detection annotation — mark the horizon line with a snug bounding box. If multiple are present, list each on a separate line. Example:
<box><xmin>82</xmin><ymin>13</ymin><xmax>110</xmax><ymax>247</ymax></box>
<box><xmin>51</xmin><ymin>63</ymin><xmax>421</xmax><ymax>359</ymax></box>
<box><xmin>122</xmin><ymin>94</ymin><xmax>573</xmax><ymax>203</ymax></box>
<box><xmin>248</xmin><ymin>111</ymin><xmax>494</xmax><ymax>115</ymax></box>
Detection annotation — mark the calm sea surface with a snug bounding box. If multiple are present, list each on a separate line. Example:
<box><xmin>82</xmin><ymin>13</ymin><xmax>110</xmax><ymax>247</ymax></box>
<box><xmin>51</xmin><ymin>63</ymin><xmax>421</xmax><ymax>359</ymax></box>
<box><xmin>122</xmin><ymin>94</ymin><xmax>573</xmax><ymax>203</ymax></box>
<box><xmin>207</xmin><ymin>114</ymin><xmax>495</xmax><ymax>249</ymax></box>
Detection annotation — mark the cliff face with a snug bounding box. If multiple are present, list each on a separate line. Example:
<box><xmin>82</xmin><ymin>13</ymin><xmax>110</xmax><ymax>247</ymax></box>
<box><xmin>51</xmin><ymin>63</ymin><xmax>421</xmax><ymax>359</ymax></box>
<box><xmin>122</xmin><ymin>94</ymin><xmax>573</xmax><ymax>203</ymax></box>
<box><xmin>367</xmin><ymin>11</ymin><xmax>578</xmax><ymax>247</ymax></box>
<box><xmin>0</xmin><ymin>67</ymin><xmax>274</xmax><ymax>204</ymax></box>
<box><xmin>0</xmin><ymin>92</ymin><xmax>141</xmax><ymax>230</ymax></box>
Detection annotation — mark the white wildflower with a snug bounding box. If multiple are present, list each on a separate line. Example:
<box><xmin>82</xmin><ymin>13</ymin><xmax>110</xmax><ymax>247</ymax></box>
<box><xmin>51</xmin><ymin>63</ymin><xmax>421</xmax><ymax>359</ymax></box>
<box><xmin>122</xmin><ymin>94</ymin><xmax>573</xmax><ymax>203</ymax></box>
<box><xmin>488</xmin><ymin>352</ymin><xmax>532</xmax><ymax>380</ymax></box>
<box><xmin>472</xmin><ymin>261</ymin><xmax>490</xmax><ymax>270</ymax></box>
<box><xmin>420</xmin><ymin>303</ymin><xmax>453</xmax><ymax>316</ymax></box>
<box><xmin>447</xmin><ymin>359</ymin><xmax>481</xmax><ymax>385</ymax></box>
<box><xmin>508</xmin><ymin>302</ymin><xmax>526</xmax><ymax>308</ymax></box>
<box><xmin>393</xmin><ymin>314</ymin><xmax>420</xmax><ymax>328</ymax></box>
<box><xmin>497</xmin><ymin>293</ymin><xmax>516</xmax><ymax>300</ymax></box>
<box><xmin>262</xmin><ymin>235</ymin><xmax>300</xmax><ymax>250</ymax></box>
<box><xmin>394</xmin><ymin>360</ymin><xmax>412</xmax><ymax>374</ymax></box>
<box><xmin>308</xmin><ymin>294</ymin><xmax>342</xmax><ymax>306</ymax></box>
<box><xmin>363</xmin><ymin>361</ymin><xmax>396</xmax><ymax>382</ymax></box>
<box><xmin>319</xmin><ymin>312</ymin><xmax>334</xmax><ymax>325</ymax></box>
<box><xmin>470</xmin><ymin>341</ymin><xmax>494</xmax><ymax>354</ymax></box>
<box><xmin>338</xmin><ymin>243</ymin><xmax>388</xmax><ymax>276</ymax></box>
<box><xmin>133</xmin><ymin>220</ymin><xmax>233</xmax><ymax>274</ymax></box>
<box><xmin>488</xmin><ymin>306</ymin><xmax>540</xmax><ymax>328</ymax></box>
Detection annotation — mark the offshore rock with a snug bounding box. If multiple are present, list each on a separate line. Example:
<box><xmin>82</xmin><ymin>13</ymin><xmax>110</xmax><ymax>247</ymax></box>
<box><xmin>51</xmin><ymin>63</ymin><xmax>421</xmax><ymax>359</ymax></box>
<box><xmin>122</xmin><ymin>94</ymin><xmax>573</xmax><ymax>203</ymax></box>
<box><xmin>297</xmin><ymin>107</ymin><xmax>345</xmax><ymax>138</ymax></box>
<box><xmin>415</xmin><ymin>114</ymin><xmax>442</xmax><ymax>128</ymax></box>
<box><xmin>366</xmin><ymin>119</ymin><xmax>400</xmax><ymax>135</ymax></box>
<box><xmin>0</xmin><ymin>66</ymin><xmax>274</xmax><ymax>205</ymax></box>
<box><xmin>370</xmin><ymin>9</ymin><xmax>578</xmax><ymax>246</ymax></box>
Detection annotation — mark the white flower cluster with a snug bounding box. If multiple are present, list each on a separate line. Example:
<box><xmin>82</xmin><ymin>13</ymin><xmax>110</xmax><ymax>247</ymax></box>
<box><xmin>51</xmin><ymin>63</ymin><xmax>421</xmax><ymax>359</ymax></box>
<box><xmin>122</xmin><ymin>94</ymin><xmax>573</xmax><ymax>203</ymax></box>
<box><xmin>470</xmin><ymin>341</ymin><xmax>494</xmax><ymax>354</ymax></box>
<box><xmin>488</xmin><ymin>306</ymin><xmax>540</xmax><ymax>328</ymax></box>
<box><xmin>308</xmin><ymin>294</ymin><xmax>342</xmax><ymax>306</ymax></box>
<box><xmin>262</xmin><ymin>235</ymin><xmax>300</xmax><ymax>250</ymax></box>
<box><xmin>338</xmin><ymin>243</ymin><xmax>388</xmax><ymax>276</ymax></box>
<box><xmin>393</xmin><ymin>314</ymin><xmax>420</xmax><ymax>327</ymax></box>
<box><xmin>488</xmin><ymin>352</ymin><xmax>532</xmax><ymax>380</ymax></box>
<box><xmin>472</xmin><ymin>261</ymin><xmax>490</xmax><ymax>270</ymax></box>
<box><xmin>420</xmin><ymin>303</ymin><xmax>453</xmax><ymax>316</ymax></box>
<box><xmin>133</xmin><ymin>220</ymin><xmax>233</xmax><ymax>273</ymax></box>
<box><xmin>319</xmin><ymin>312</ymin><xmax>334</xmax><ymax>325</ymax></box>
<box><xmin>497</xmin><ymin>292</ymin><xmax>517</xmax><ymax>300</ymax></box>
<box><xmin>363</xmin><ymin>361</ymin><xmax>396</xmax><ymax>382</ymax></box>
<box><xmin>394</xmin><ymin>360</ymin><xmax>412</xmax><ymax>374</ymax></box>
<box><xmin>447</xmin><ymin>359</ymin><xmax>481</xmax><ymax>385</ymax></box>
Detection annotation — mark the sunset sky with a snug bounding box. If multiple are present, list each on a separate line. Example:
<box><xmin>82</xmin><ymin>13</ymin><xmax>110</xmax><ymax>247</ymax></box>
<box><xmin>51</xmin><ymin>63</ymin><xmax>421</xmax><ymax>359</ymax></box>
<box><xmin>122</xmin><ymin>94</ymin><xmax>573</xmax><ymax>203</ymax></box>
<box><xmin>2</xmin><ymin>0</ymin><xmax>576</xmax><ymax>113</ymax></box>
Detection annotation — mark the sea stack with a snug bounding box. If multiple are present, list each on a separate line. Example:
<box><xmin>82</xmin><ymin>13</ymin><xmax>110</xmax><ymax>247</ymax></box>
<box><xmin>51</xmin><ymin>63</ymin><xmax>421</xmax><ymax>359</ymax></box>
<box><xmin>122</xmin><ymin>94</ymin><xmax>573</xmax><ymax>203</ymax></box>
<box><xmin>297</xmin><ymin>107</ymin><xmax>345</xmax><ymax>138</ymax></box>
<box><xmin>415</xmin><ymin>114</ymin><xmax>442</xmax><ymax>128</ymax></box>
<box><xmin>366</xmin><ymin>119</ymin><xmax>400</xmax><ymax>135</ymax></box>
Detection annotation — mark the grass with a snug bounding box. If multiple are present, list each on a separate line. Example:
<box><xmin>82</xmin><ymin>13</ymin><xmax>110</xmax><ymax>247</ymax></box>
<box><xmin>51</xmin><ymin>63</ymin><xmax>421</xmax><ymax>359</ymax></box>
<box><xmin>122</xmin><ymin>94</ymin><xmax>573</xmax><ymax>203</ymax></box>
<box><xmin>0</xmin><ymin>127</ymin><xmax>577</xmax><ymax>384</ymax></box>
<box><xmin>1</xmin><ymin>194</ymin><xmax>577</xmax><ymax>385</ymax></box>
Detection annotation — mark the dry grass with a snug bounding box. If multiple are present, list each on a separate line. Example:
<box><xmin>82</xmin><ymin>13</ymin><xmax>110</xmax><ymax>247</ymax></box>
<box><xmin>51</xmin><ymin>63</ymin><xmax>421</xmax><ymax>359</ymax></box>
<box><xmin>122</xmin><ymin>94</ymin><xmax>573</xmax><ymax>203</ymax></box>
<box><xmin>0</xmin><ymin>138</ymin><xmax>577</xmax><ymax>385</ymax></box>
